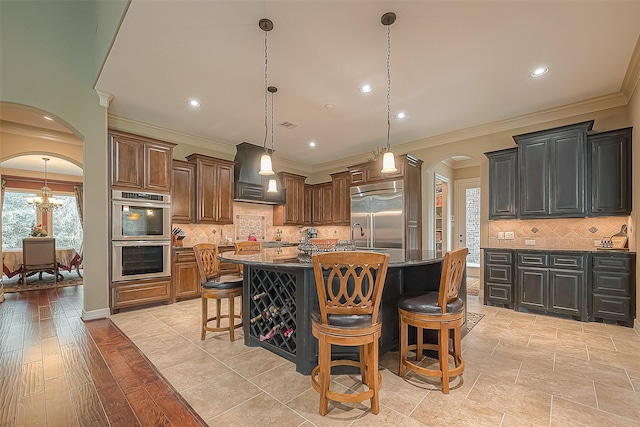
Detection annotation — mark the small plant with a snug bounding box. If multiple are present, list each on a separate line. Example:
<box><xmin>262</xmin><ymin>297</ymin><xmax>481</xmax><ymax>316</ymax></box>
<box><xmin>30</xmin><ymin>223</ymin><xmax>47</xmax><ymax>237</ymax></box>
<box><xmin>367</xmin><ymin>147</ymin><xmax>380</xmax><ymax>162</ymax></box>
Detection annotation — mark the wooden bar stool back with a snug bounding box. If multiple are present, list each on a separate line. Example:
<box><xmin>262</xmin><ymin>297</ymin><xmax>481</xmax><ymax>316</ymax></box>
<box><xmin>311</xmin><ymin>251</ymin><xmax>390</xmax><ymax>415</ymax></box>
<box><xmin>398</xmin><ymin>247</ymin><xmax>468</xmax><ymax>393</ymax></box>
<box><xmin>194</xmin><ymin>243</ymin><xmax>243</xmax><ymax>341</ymax></box>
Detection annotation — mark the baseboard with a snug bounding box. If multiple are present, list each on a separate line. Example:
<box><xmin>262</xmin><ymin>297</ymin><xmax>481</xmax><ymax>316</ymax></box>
<box><xmin>82</xmin><ymin>307</ymin><xmax>110</xmax><ymax>321</ymax></box>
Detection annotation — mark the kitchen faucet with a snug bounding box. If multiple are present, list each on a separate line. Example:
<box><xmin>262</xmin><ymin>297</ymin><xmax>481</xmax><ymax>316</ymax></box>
<box><xmin>351</xmin><ymin>223</ymin><xmax>364</xmax><ymax>241</ymax></box>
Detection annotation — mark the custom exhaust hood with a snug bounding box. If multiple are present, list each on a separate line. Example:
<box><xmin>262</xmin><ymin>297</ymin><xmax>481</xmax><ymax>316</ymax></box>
<box><xmin>234</xmin><ymin>142</ymin><xmax>286</xmax><ymax>205</ymax></box>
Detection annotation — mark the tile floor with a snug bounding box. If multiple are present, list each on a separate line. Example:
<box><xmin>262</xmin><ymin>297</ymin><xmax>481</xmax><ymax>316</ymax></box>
<box><xmin>110</xmin><ymin>292</ymin><xmax>640</xmax><ymax>426</ymax></box>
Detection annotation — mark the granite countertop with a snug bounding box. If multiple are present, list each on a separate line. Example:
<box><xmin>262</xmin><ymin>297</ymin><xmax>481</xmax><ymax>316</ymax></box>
<box><xmin>219</xmin><ymin>247</ymin><xmax>444</xmax><ymax>268</ymax></box>
<box><xmin>482</xmin><ymin>247</ymin><xmax>635</xmax><ymax>254</ymax></box>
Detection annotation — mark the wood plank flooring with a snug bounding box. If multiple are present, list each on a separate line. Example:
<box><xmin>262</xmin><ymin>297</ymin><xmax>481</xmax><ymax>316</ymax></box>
<box><xmin>0</xmin><ymin>286</ymin><xmax>206</xmax><ymax>427</ymax></box>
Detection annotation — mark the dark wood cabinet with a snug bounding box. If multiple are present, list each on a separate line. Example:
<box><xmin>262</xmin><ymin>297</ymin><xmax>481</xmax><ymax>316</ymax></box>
<box><xmin>591</xmin><ymin>253</ymin><xmax>635</xmax><ymax>326</ymax></box>
<box><xmin>588</xmin><ymin>127</ymin><xmax>632</xmax><ymax>216</ymax></box>
<box><xmin>186</xmin><ymin>154</ymin><xmax>234</xmax><ymax>224</ymax></box>
<box><xmin>330</xmin><ymin>172</ymin><xmax>351</xmax><ymax>225</ymax></box>
<box><xmin>273</xmin><ymin>172</ymin><xmax>306</xmax><ymax>226</ymax></box>
<box><xmin>109</xmin><ymin>130</ymin><xmax>175</xmax><ymax>193</ymax></box>
<box><xmin>171</xmin><ymin>160</ymin><xmax>196</xmax><ymax>223</ymax></box>
<box><xmin>311</xmin><ymin>185</ymin><xmax>323</xmax><ymax>225</ymax></box>
<box><xmin>485</xmin><ymin>148</ymin><xmax>518</xmax><ymax>219</ymax></box>
<box><xmin>483</xmin><ymin>249</ymin><xmax>514</xmax><ymax>307</ymax></box>
<box><xmin>514</xmin><ymin>121</ymin><xmax>592</xmax><ymax>218</ymax></box>
<box><xmin>349</xmin><ymin>154</ymin><xmax>405</xmax><ymax>185</ymax></box>
<box><xmin>111</xmin><ymin>278</ymin><xmax>172</xmax><ymax>313</ymax></box>
<box><xmin>172</xmin><ymin>248</ymin><xmax>200</xmax><ymax>301</ymax></box>
<box><xmin>320</xmin><ymin>183</ymin><xmax>333</xmax><ymax>224</ymax></box>
<box><xmin>303</xmin><ymin>184</ymin><xmax>312</xmax><ymax>225</ymax></box>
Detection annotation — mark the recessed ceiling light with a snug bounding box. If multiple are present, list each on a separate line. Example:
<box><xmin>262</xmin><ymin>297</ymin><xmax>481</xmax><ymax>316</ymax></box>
<box><xmin>44</xmin><ymin>116</ymin><xmax>53</xmax><ymax>121</ymax></box>
<box><xmin>530</xmin><ymin>67</ymin><xmax>549</xmax><ymax>77</ymax></box>
<box><xmin>360</xmin><ymin>85</ymin><xmax>372</xmax><ymax>93</ymax></box>
<box><xmin>309</xmin><ymin>141</ymin><xmax>317</xmax><ymax>148</ymax></box>
<box><xmin>395</xmin><ymin>112</ymin><xmax>406</xmax><ymax>119</ymax></box>
<box><xmin>189</xmin><ymin>99</ymin><xmax>201</xmax><ymax>107</ymax></box>
<box><xmin>325</xmin><ymin>103</ymin><xmax>334</xmax><ymax>110</ymax></box>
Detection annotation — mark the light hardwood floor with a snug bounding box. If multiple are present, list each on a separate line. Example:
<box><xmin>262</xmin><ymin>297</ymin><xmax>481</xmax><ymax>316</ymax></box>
<box><xmin>2</xmin><ymin>285</ymin><xmax>640</xmax><ymax>426</ymax></box>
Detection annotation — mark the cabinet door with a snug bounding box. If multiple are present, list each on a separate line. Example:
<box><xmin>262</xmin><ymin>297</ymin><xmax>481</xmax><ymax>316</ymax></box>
<box><xmin>517</xmin><ymin>267</ymin><xmax>547</xmax><ymax>310</ymax></box>
<box><xmin>145</xmin><ymin>143</ymin><xmax>172</xmax><ymax>193</ymax></box>
<box><xmin>215</xmin><ymin>162</ymin><xmax>234</xmax><ymax>224</ymax></box>
<box><xmin>173</xmin><ymin>261</ymin><xmax>200</xmax><ymax>300</ymax></box>
<box><xmin>549</xmin><ymin>133</ymin><xmax>586</xmax><ymax>216</ymax></box>
<box><xmin>519</xmin><ymin>138</ymin><xmax>549</xmax><ymax>217</ymax></box>
<box><xmin>311</xmin><ymin>185</ymin><xmax>323</xmax><ymax>225</ymax></box>
<box><xmin>331</xmin><ymin>172</ymin><xmax>351</xmax><ymax>225</ymax></box>
<box><xmin>549</xmin><ymin>269</ymin><xmax>584</xmax><ymax>316</ymax></box>
<box><xmin>196</xmin><ymin>161</ymin><xmax>217</xmax><ymax>223</ymax></box>
<box><xmin>589</xmin><ymin>128</ymin><xmax>632</xmax><ymax>216</ymax></box>
<box><xmin>171</xmin><ymin>160</ymin><xmax>195</xmax><ymax>223</ymax></box>
<box><xmin>486</xmin><ymin>149</ymin><xmax>517</xmax><ymax>219</ymax></box>
<box><xmin>111</xmin><ymin>134</ymin><xmax>144</xmax><ymax>189</ymax></box>
<box><xmin>321</xmin><ymin>184</ymin><xmax>333</xmax><ymax>224</ymax></box>
<box><xmin>303</xmin><ymin>185</ymin><xmax>312</xmax><ymax>225</ymax></box>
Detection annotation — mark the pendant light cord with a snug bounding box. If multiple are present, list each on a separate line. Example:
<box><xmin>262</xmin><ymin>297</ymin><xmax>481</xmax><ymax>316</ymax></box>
<box><xmin>386</xmin><ymin>24</ymin><xmax>391</xmax><ymax>152</ymax></box>
<box><xmin>270</xmin><ymin>90</ymin><xmax>275</xmax><ymax>153</ymax></box>
<box><xmin>263</xmin><ymin>29</ymin><xmax>269</xmax><ymax>153</ymax></box>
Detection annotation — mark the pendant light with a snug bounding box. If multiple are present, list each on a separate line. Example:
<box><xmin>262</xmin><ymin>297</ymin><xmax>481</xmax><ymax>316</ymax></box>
<box><xmin>380</xmin><ymin>12</ymin><xmax>398</xmax><ymax>174</ymax></box>
<box><xmin>267</xmin><ymin>86</ymin><xmax>279</xmax><ymax>193</ymax></box>
<box><xmin>258</xmin><ymin>18</ymin><xmax>275</xmax><ymax>176</ymax></box>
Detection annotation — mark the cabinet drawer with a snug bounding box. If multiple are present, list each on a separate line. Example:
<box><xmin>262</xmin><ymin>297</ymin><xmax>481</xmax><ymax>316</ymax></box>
<box><xmin>486</xmin><ymin>283</ymin><xmax>512</xmax><ymax>305</ymax></box>
<box><xmin>592</xmin><ymin>271</ymin><xmax>630</xmax><ymax>295</ymax></box>
<box><xmin>485</xmin><ymin>264</ymin><xmax>512</xmax><ymax>284</ymax></box>
<box><xmin>485</xmin><ymin>251</ymin><xmax>512</xmax><ymax>264</ymax></box>
<box><xmin>549</xmin><ymin>254</ymin><xmax>584</xmax><ymax>270</ymax></box>
<box><xmin>517</xmin><ymin>253</ymin><xmax>548</xmax><ymax>267</ymax></box>
<box><xmin>592</xmin><ymin>294</ymin><xmax>630</xmax><ymax>320</ymax></box>
<box><xmin>174</xmin><ymin>249</ymin><xmax>196</xmax><ymax>263</ymax></box>
<box><xmin>592</xmin><ymin>256</ymin><xmax>631</xmax><ymax>271</ymax></box>
<box><xmin>112</xmin><ymin>279</ymin><xmax>171</xmax><ymax>308</ymax></box>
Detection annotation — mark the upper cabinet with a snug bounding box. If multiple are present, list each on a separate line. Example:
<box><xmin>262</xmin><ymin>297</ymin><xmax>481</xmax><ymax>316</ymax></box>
<box><xmin>485</xmin><ymin>148</ymin><xmax>518</xmax><ymax>219</ymax></box>
<box><xmin>330</xmin><ymin>172</ymin><xmax>351</xmax><ymax>225</ymax></box>
<box><xmin>109</xmin><ymin>130</ymin><xmax>175</xmax><ymax>193</ymax></box>
<box><xmin>186</xmin><ymin>154</ymin><xmax>234</xmax><ymax>224</ymax></box>
<box><xmin>588</xmin><ymin>128</ymin><xmax>632</xmax><ymax>216</ymax></box>
<box><xmin>273</xmin><ymin>172</ymin><xmax>306</xmax><ymax>226</ymax></box>
<box><xmin>349</xmin><ymin>154</ymin><xmax>405</xmax><ymax>185</ymax></box>
<box><xmin>171</xmin><ymin>160</ymin><xmax>196</xmax><ymax>223</ymax></box>
<box><xmin>514</xmin><ymin>121</ymin><xmax>592</xmax><ymax>218</ymax></box>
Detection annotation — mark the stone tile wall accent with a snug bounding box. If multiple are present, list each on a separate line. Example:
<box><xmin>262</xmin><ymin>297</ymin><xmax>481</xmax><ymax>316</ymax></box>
<box><xmin>488</xmin><ymin>216</ymin><xmax>635</xmax><ymax>250</ymax></box>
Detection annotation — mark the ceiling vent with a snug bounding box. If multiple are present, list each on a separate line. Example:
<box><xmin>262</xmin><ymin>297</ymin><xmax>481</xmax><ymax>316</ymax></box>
<box><xmin>278</xmin><ymin>121</ymin><xmax>298</xmax><ymax>129</ymax></box>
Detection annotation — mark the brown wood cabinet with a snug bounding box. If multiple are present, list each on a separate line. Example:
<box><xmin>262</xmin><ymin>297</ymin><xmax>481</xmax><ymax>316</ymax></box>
<box><xmin>186</xmin><ymin>154</ymin><xmax>234</xmax><ymax>224</ymax></box>
<box><xmin>321</xmin><ymin>183</ymin><xmax>333</xmax><ymax>224</ymax></box>
<box><xmin>172</xmin><ymin>247</ymin><xmax>200</xmax><ymax>302</ymax></box>
<box><xmin>348</xmin><ymin>154</ymin><xmax>405</xmax><ymax>186</ymax></box>
<box><xmin>111</xmin><ymin>278</ymin><xmax>171</xmax><ymax>313</ymax></box>
<box><xmin>171</xmin><ymin>160</ymin><xmax>196</xmax><ymax>223</ymax></box>
<box><xmin>273</xmin><ymin>172</ymin><xmax>307</xmax><ymax>226</ymax></box>
<box><xmin>303</xmin><ymin>184</ymin><xmax>312</xmax><ymax>225</ymax></box>
<box><xmin>109</xmin><ymin>130</ymin><xmax>175</xmax><ymax>193</ymax></box>
<box><xmin>330</xmin><ymin>172</ymin><xmax>351</xmax><ymax>225</ymax></box>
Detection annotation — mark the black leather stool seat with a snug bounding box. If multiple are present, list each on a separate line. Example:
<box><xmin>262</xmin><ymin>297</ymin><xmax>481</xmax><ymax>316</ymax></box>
<box><xmin>202</xmin><ymin>277</ymin><xmax>243</xmax><ymax>290</ymax></box>
<box><xmin>311</xmin><ymin>308</ymin><xmax>382</xmax><ymax>328</ymax></box>
<box><xmin>398</xmin><ymin>291</ymin><xmax>463</xmax><ymax>315</ymax></box>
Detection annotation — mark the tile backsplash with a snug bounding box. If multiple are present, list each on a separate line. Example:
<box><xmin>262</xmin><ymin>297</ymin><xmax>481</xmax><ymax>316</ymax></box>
<box><xmin>175</xmin><ymin>202</ymin><xmax>349</xmax><ymax>247</ymax></box>
<box><xmin>488</xmin><ymin>216</ymin><xmax>634</xmax><ymax>250</ymax></box>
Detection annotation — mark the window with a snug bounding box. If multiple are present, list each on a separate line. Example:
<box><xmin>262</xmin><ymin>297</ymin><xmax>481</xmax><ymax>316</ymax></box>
<box><xmin>51</xmin><ymin>194</ymin><xmax>83</xmax><ymax>250</ymax></box>
<box><xmin>2</xmin><ymin>190</ymin><xmax>37</xmax><ymax>249</ymax></box>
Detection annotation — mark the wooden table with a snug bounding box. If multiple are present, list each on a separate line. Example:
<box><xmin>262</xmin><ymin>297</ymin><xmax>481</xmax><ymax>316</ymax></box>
<box><xmin>2</xmin><ymin>247</ymin><xmax>81</xmax><ymax>279</ymax></box>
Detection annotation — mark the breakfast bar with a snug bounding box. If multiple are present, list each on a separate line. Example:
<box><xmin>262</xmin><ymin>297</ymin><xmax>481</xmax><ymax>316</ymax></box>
<box><xmin>220</xmin><ymin>247</ymin><xmax>466</xmax><ymax>374</ymax></box>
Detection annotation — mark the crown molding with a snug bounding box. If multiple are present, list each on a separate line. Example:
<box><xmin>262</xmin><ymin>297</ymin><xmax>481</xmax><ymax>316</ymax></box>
<box><xmin>0</xmin><ymin>120</ymin><xmax>81</xmax><ymax>145</ymax></box>
<box><xmin>621</xmin><ymin>33</ymin><xmax>640</xmax><ymax>101</ymax></box>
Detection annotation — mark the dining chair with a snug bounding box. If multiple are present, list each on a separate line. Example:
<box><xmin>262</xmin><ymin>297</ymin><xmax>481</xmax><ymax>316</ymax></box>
<box><xmin>397</xmin><ymin>247</ymin><xmax>468</xmax><ymax>393</ymax></box>
<box><xmin>21</xmin><ymin>237</ymin><xmax>59</xmax><ymax>285</ymax></box>
<box><xmin>194</xmin><ymin>243</ymin><xmax>243</xmax><ymax>341</ymax></box>
<box><xmin>310</xmin><ymin>251</ymin><xmax>390</xmax><ymax>415</ymax></box>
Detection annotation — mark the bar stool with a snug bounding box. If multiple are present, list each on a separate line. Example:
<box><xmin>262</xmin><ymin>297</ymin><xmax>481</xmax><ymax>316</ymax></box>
<box><xmin>397</xmin><ymin>247</ymin><xmax>468</xmax><ymax>393</ymax></box>
<box><xmin>193</xmin><ymin>243</ymin><xmax>243</xmax><ymax>341</ymax></box>
<box><xmin>311</xmin><ymin>251</ymin><xmax>390</xmax><ymax>415</ymax></box>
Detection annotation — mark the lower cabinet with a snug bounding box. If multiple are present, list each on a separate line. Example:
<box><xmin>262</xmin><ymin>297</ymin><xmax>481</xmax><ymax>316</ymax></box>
<box><xmin>484</xmin><ymin>249</ymin><xmax>629</xmax><ymax>325</ymax></box>
<box><xmin>172</xmin><ymin>247</ymin><xmax>200</xmax><ymax>302</ymax></box>
<box><xmin>111</xmin><ymin>278</ymin><xmax>171</xmax><ymax>313</ymax></box>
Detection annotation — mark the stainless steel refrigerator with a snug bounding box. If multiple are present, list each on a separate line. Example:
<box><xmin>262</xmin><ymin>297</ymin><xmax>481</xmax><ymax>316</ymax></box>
<box><xmin>350</xmin><ymin>180</ymin><xmax>404</xmax><ymax>259</ymax></box>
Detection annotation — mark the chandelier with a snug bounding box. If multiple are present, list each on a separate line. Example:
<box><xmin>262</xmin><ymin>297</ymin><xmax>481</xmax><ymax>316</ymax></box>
<box><xmin>26</xmin><ymin>157</ymin><xmax>63</xmax><ymax>212</ymax></box>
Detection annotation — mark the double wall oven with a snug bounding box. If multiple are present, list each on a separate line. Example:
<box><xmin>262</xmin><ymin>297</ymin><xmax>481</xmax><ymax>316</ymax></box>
<box><xmin>111</xmin><ymin>190</ymin><xmax>171</xmax><ymax>282</ymax></box>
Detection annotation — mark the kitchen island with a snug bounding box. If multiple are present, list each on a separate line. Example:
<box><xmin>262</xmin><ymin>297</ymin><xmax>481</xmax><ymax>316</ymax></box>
<box><xmin>220</xmin><ymin>247</ymin><xmax>465</xmax><ymax>374</ymax></box>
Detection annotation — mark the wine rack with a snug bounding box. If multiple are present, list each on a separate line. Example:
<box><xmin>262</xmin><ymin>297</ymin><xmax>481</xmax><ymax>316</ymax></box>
<box><xmin>248</xmin><ymin>268</ymin><xmax>297</xmax><ymax>356</ymax></box>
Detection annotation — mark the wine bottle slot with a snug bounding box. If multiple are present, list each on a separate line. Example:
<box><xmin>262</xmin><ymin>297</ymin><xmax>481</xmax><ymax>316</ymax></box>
<box><xmin>250</xmin><ymin>314</ymin><xmax>262</xmax><ymax>324</ymax></box>
<box><xmin>253</xmin><ymin>292</ymin><xmax>267</xmax><ymax>301</ymax></box>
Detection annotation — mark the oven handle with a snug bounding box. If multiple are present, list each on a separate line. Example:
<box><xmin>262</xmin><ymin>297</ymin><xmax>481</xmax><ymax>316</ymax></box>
<box><xmin>112</xmin><ymin>240</ymin><xmax>171</xmax><ymax>247</ymax></box>
<box><xmin>112</xmin><ymin>200</ymin><xmax>171</xmax><ymax>209</ymax></box>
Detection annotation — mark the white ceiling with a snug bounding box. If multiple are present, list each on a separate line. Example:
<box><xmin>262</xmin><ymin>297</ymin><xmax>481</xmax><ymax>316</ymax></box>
<box><xmin>90</xmin><ymin>2</ymin><xmax>640</xmax><ymax>167</ymax></box>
